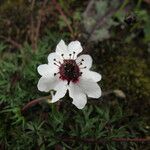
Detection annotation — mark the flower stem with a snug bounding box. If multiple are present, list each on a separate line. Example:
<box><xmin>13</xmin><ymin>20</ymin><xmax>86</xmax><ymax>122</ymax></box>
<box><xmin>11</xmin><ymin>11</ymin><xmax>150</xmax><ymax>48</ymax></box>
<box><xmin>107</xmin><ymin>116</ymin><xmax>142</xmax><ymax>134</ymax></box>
<box><xmin>21</xmin><ymin>96</ymin><xmax>51</xmax><ymax>113</ymax></box>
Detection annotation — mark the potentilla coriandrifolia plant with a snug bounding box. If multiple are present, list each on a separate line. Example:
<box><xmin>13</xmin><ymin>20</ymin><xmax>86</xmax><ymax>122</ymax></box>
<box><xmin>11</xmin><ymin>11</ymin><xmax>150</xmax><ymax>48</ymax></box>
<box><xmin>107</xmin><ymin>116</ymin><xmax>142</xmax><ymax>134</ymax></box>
<box><xmin>37</xmin><ymin>40</ymin><xmax>102</xmax><ymax>109</ymax></box>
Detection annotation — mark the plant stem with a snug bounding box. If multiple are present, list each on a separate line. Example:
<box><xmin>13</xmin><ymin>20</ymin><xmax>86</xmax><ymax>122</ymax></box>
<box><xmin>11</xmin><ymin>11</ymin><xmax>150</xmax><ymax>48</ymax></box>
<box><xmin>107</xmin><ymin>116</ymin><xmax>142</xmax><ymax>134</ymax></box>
<box><xmin>59</xmin><ymin>137</ymin><xmax>150</xmax><ymax>144</ymax></box>
<box><xmin>21</xmin><ymin>90</ymin><xmax>120</xmax><ymax>113</ymax></box>
<box><xmin>52</xmin><ymin>0</ymin><xmax>74</xmax><ymax>38</ymax></box>
<box><xmin>34</xmin><ymin>0</ymin><xmax>48</xmax><ymax>51</ymax></box>
<box><xmin>0</xmin><ymin>36</ymin><xmax>22</xmax><ymax>49</ymax></box>
<box><xmin>112</xmin><ymin>138</ymin><xmax>150</xmax><ymax>142</ymax></box>
<box><xmin>21</xmin><ymin>95</ymin><xmax>51</xmax><ymax>113</ymax></box>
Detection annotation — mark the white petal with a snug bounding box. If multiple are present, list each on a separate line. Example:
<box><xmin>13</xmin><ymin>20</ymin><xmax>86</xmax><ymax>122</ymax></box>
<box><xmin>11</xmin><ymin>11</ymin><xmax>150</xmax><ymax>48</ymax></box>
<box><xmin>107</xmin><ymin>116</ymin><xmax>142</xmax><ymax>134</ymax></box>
<box><xmin>56</xmin><ymin>40</ymin><xmax>67</xmax><ymax>54</ymax></box>
<box><xmin>47</xmin><ymin>52</ymin><xmax>63</xmax><ymax>70</ymax></box>
<box><xmin>37</xmin><ymin>77</ymin><xmax>56</xmax><ymax>92</ymax></box>
<box><xmin>82</xmin><ymin>70</ymin><xmax>102</xmax><ymax>82</ymax></box>
<box><xmin>48</xmin><ymin>52</ymin><xmax>63</xmax><ymax>63</ymax></box>
<box><xmin>55</xmin><ymin>40</ymin><xmax>69</xmax><ymax>59</ymax></box>
<box><xmin>53</xmin><ymin>79</ymin><xmax>68</xmax><ymax>90</ymax></box>
<box><xmin>51</xmin><ymin>80</ymin><xmax>68</xmax><ymax>103</ymax></box>
<box><xmin>37</xmin><ymin>64</ymin><xmax>57</xmax><ymax>78</ymax></box>
<box><xmin>67</xmin><ymin>41</ymin><xmax>83</xmax><ymax>59</ymax></box>
<box><xmin>76</xmin><ymin>54</ymin><xmax>92</xmax><ymax>69</ymax></box>
<box><xmin>68</xmin><ymin>82</ymin><xmax>87</xmax><ymax>109</ymax></box>
<box><xmin>78</xmin><ymin>78</ymin><xmax>101</xmax><ymax>98</ymax></box>
<box><xmin>72</xmin><ymin>94</ymin><xmax>87</xmax><ymax>109</ymax></box>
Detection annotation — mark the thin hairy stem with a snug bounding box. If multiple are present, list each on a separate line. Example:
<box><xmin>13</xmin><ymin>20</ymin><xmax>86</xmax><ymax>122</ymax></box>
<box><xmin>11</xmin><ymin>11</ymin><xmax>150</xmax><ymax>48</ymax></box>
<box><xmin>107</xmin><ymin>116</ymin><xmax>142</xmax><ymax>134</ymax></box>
<box><xmin>21</xmin><ymin>96</ymin><xmax>51</xmax><ymax>113</ymax></box>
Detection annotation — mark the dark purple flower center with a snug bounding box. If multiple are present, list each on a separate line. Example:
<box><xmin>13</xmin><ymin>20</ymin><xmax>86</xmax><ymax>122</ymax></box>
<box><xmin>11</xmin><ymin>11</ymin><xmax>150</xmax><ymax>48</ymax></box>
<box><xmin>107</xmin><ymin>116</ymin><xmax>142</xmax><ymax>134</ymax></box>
<box><xmin>59</xmin><ymin>60</ymin><xmax>81</xmax><ymax>83</ymax></box>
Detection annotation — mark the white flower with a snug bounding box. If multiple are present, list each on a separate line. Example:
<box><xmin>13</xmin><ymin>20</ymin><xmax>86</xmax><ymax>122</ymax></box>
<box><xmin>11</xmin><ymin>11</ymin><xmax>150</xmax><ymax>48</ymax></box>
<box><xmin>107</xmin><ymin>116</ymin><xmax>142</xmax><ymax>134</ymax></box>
<box><xmin>37</xmin><ymin>40</ymin><xmax>102</xmax><ymax>109</ymax></box>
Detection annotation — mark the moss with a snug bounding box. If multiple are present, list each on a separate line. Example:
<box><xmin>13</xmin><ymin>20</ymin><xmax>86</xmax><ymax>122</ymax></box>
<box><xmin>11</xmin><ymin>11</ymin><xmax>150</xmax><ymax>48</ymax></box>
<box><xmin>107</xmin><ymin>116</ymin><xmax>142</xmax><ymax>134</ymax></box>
<box><xmin>93</xmin><ymin>41</ymin><xmax>150</xmax><ymax>116</ymax></box>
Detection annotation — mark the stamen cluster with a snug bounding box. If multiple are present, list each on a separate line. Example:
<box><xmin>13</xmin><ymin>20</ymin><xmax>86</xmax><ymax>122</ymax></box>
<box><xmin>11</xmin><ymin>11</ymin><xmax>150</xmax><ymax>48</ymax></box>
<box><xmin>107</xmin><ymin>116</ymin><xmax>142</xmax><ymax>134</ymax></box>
<box><xmin>53</xmin><ymin>52</ymin><xmax>86</xmax><ymax>84</ymax></box>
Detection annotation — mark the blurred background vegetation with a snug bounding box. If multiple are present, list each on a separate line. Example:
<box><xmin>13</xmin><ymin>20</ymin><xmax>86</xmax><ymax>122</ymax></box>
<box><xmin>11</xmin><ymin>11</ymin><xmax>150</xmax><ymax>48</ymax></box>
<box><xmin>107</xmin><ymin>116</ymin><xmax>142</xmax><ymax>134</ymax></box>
<box><xmin>0</xmin><ymin>0</ymin><xmax>150</xmax><ymax>149</ymax></box>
